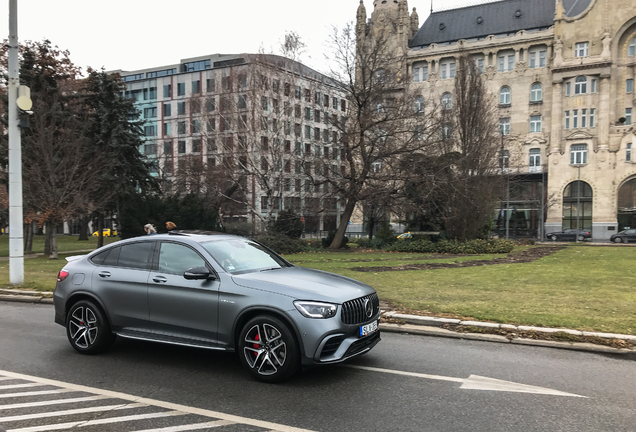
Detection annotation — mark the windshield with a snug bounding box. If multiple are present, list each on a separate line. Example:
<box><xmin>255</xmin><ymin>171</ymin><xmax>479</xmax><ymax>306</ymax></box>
<box><xmin>201</xmin><ymin>238</ymin><xmax>289</xmax><ymax>274</ymax></box>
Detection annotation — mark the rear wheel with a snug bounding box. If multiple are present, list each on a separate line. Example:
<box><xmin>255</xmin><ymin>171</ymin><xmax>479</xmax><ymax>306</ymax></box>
<box><xmin>614</xmin><ymin>237</ymin><xmax>623</xmax><ymax>243</ymax></box>
<box><xmin>577</xmin><ymin>235</ymin><xmax>585</xmax><ymax>241</ymax></box>
<box><xmin>549</xmin><ymin>235</ymin><xmax>558</xmax><ymax>241</ymax></box>
<box><xmin>66</xmin><ymin>300</ymin><xmax>115</xmax><ymax>354</ymax></box>
<box><xmin>238</xmin><ymin>315</ymin><xmax>299</xmax><ymax>383</ymax></box>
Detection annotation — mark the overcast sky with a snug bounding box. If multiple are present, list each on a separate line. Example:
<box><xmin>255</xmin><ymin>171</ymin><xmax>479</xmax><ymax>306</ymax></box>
<box><xmin>2</xmin><ymin>0</ymin><xmax>488</xmax><ymax>75</ymax></box>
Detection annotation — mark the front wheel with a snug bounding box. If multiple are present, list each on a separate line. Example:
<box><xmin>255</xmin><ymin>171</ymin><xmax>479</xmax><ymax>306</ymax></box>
<box><xmin>548</xmin><ymin>235</ymin><xmax>558</xmax><ymax>241</ymax></box>
<box><xmin>614</xmin><ymin>237</ymin><xmax>623</xmax><ymax>243</ymax></box>
<box><xmin>577</xmin><ymin>235</ymin><xmax>585</xmax><ymax>241</ymax></box>
<box><xmin>238</xmin><ymin>315</ymin><xmax>299</xmax><ymax>383</ymax></box>
<box><xmin>66</xmin><ymin>300</ymin><xmax>115</xmax><ymax>354</ymax></box>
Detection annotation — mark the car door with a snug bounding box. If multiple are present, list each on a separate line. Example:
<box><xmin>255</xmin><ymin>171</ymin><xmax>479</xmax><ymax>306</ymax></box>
<box><xmin>91</xmin><ymin>241</ymin><xmax>154</xmax><ymax>333</ymax></box>
<box><xmin>148</xmin><ymin>241</ymin><xmax>220</xmax><ymax>345</ymax></box>
<box><xmin>627</xmin><ymin>229</ymin><xmax>636</xmax><ymax>242</ymax></box>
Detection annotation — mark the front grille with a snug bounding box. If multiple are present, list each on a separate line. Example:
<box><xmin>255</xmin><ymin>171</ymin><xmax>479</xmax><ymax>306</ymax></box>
<box><xmin>345</xmin><ymin>331</ymin><xmax>381</xmax><ymax>357</ymax></box>
<box><xmin>341</xmin><ymin>293</ymin><xmax>379</xmax><ymax>325</ymax></box>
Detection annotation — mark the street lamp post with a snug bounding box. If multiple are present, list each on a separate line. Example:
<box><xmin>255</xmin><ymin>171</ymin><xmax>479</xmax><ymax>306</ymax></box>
<box><xmin>575</xmin><ymin>164</ymin><xmax>581</xmax><ymax>243</ymax></box>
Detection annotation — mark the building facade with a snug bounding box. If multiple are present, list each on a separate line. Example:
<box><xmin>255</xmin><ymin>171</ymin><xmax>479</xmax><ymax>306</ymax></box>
<box><xmin>113</xmin><ymin>54</ymin><xmax>348</xmax><ymax>234</ymax></box>
<box><xmin>356</xmin><ymin>0</ymin><xmax>636</xmax><ymax>240</ymax></box>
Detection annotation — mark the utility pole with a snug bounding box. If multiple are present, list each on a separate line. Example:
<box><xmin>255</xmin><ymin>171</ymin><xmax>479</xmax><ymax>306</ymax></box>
<box><xmin>8</xmin><ymin>0</ymin><xmax>24</xmax><ymax>285</ymax></box>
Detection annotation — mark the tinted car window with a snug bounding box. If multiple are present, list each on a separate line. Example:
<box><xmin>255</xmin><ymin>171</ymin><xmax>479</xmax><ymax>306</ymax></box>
<box><xmin>90</xmin><ymin>248</ymin><xmax>110</xmax><ymax>265</ymax></box>
<box><xmin>158</xmin><ymin>242</ymin><xmax>206</xmax><ymax>275</ymax></box>
<box><xmin>117</xmin><ymin>243</ymin><xmax>153</xmax><ymax>270</ymax></box>
<box><xmin>103</xmin><ymin>247</ymin><xmax>121</xmax><ymax>266</ymax></box>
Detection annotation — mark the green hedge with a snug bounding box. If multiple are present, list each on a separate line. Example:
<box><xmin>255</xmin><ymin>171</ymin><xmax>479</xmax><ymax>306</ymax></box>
<box><xmin>257</xmin><ymin>235</ymin><xmax>305</xmax><ymax>255</ymax></box>
<box><xmin>386</xmin><ymin>239</ymin><xmax>515</xmax><ymax>254</ymax></box>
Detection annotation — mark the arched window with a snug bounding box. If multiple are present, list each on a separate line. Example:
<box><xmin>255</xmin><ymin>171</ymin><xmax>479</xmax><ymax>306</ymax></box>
<box><xmin>575</xmin><ymin>76</ymin><xmax>587</xmax><ymax>94</ymax></box>
<box><xmin>629</xmin><ymin>38</ymin><xmax>636</xmax><ymax>57</ymax></box>
<box><xmin>563</xmin><ymin>180</ymin><xmax>593</xmax><ymax>230</ymax></box>
<box><xmin>618</xmin><ymin>177</ymin><xmax>636</xmax><ymax>230</ymax></box>
<box><xmin>414</xmin><ymin>95</ymin><xmax>425</xmax><ymax>113</ymax></box>
<box><xmin>441</xmin><ymin>92</ymin><xmax>452</xmax><ymax>110</ymax></box>
<box><xmin>530</xmin><ymin>83</ymin><xmax>543</xmax><ymax>102</ymax></box>
<box><xmin>499</xmin><ymin>86</ymin><xmax>511</xmax><ymax>105</ymax></box>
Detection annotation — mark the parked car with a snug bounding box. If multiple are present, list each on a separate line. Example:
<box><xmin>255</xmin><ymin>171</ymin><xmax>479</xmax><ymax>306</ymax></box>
<box><xmin>92</xmin><ymin>228</ymin><xmax>117</xmax><ymax>237</ymax></box>
<box><xmin>546</xmin><ymin>229</ymin><xmax>591</xmax><ymax>242</ymax></box>
<box><xmin>609</xmin><ymin>228</ymin><xmax>636</xmax><ymax>243</ymax></box>
<box><xmin>54</xmin><ymin>232</ymin><xmax>381</xmax><ymax>382</ymax></box>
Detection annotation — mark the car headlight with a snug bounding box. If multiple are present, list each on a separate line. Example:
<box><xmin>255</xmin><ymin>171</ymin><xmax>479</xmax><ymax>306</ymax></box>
<box><xmin>294</xmin><ymin>301</ymin><xmax>338</xmax><ymax>319</ymax></box>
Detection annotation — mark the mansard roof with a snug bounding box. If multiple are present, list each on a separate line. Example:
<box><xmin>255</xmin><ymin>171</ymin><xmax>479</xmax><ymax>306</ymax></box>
<box><xmin>409</xmin><ymin>0</ymin><xmax>555</xmax><ymax>48</ymax></box>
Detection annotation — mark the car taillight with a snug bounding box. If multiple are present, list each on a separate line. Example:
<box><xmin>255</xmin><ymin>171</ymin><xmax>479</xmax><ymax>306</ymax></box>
<box><xmin>57</xmin><ymin>270</ymin><xmax>69</xmax><ymax>282</ymax></box>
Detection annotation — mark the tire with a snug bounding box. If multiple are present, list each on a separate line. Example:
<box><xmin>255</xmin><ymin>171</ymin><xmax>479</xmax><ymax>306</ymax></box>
<box><xmin>238</xmin><ymin>315</ymin><xmax>300</xmax><ymax>383</ymax></box>
<box><xmin>549</xmin><ymin>235</ymin><xmax>558</xmax><ymax>241</ymax></box>
<box><xmin>66</xmin><ymin>300</ymin><xmax>115</xmax><ymax>354</ymax></box>
<box><xmin>577</xmin><ymin>235</ymin><xmax>585</xmax><ymax>241</ymax></box>
<box><xmin>614</xmin><ymin>237</ymin><xmax>623</xmax><ymax>243</ymax></box>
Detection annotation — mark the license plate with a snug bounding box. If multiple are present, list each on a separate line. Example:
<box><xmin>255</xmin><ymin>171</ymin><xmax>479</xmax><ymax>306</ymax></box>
<box><xmin>360</xmin><ymin>320</ymin><xmax>379</xmax><ymax>337</ymax></box>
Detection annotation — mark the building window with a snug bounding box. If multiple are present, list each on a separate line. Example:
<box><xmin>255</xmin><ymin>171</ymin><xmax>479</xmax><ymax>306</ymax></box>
<box><xmin>178</xmin><ymin>140</ymin><xmax>186</xmax><ymax>154</ymax></box>
<box><xmin>144</xmin><ymin>125</ymin><xmax>156</xmax><ymax>136</ymax></box>
<box><xmin>441</xmin><ymin>92</ymin><xmax>452</xmax><ymax>110</ymax></box>
<box><xmin>581</xmin><ymin>109</ymin><xmax>587</xmax><ymax>128</ymax></box>
<box><xmin>530</xmin><ymin>115</ymin><xmax>542</xmax><ymax>133</ymax></box>
<box><xmin>177</xmin><ymin>101</ymin><xmax>186</xmax><ymax>115</ymax></box>
<box><xmin>192</xmin><ymin>80</ymin><xmax>200</xmax><ymax>94</ymax></box>
<box><xmin>590</xmin><ymin>108</ymin><xmax>596</xmax><ymax>128</ymax></box>
<box><xmin>529</xmin><ymin>48</ymin><xmax>546</xmax><ymax>68</ymax></box>
<box><xmin>192</xmin><ymin>139</ymin><xmax>201</xmax><ymax>153</ymax></box>
<box><xmin>572</xmin><ymin>109</ymin><xmax>578</xmax><ymax>128</ymax></box>
<box><xmin>530</xmin><ymin>83</ymin><xmax>543</xmax><ymax>102</ymax></box>
<box><xmin>163</xmin><ymin>84</ymin><xmax>171</xmax><ymax>98</ymax></box>
<box><xmin>414</xmin><ymin>96</ymin><xmax>425</xmax><ymax>113</ymax></box>
<box><xmin>206</xmin><ymin>98</ymin><xmax>216</xmax><ymax>112</ymax></box>
<box><xmin>590</xmin><ymin>78</ymin><xmax>597</xmax><ymax>93</ymax></box>
<box><xmin>629</xmin><ymin>38</ymin><xmax>636</xmax><ymax>57</ymax></box>
<box><xmin>206</xmin><ymin>78</ymin><xmax>215</xmax><ymax>92</ymax></box>
<box><xmin>439</xmin><ymin>59</ymin><xmax>456</xmax><ymax>79</ymax></box>
<box><xmin>627</xmin><ymin>143</ymin><xmax>632</xmax><ymax>162</ymax></box>
<box><xmin>499</xmin><ymin>117</ymin><xmax>510</xmax><ymax>135</ymax></box>
<box><xmin>304</xmin><ymin>107</ymin><xmax>311</xmax><ymax>121</ymax></box>
<box><xmin>177</xmin><ymin>82</ymin><xmax>185</xmax><ymax>96</ymax></box>
<box><xmin>497</xmin><ymin>51</ymin><xmax>515</xmax><ymax>72</ymax></box>
<box><xmin>305</xmin><ymin>125</ymin><xmax>311</xmax><ymax>139</ymax></box>
<box><xmin>178</xmin><ymin>121</ymin><xmax>186</xmax><ymax>135</ymax></box>
<box><xmin>192</xmin><ymin>119</ymin><xmax>200</xmax><ymax>134</ymax></box>
<box><xmin>628</xmin><ymin>79</ymin><xmax>634</xmax><ymax>94</ymax></box>
<box><xmin>163</xmin><ymin>122</ymin><xmax>171</xmax><ymax>136</ymax></box>
<box><xmin>565</xmin><ymin>110</ymin><xmax>570</xmax><ymax>129</ymax></box>
<box><xmin>163</xmin><ymin>103</ymin><xmax>171</xmax><ymax>117</ymax></box>
<box><xmin>626</xmin><ymin>108</ymin><xmax>633</xmax><ymax>125</ymax></box>
<box><xmin>570</xmin><ymin>144</ymin><xmax>588</xmax><ymax>165</ymax></box>
<box><xmin>565</xmin><ymin>82</ymin><xmax>571</xmax><ymax>96</ymax></box>
<box><xmin>575</xmin><ymin>76</ymin><xmax>587</xmax><ymax>94</ymax></box>
<box><xmin>471</xmin><ymin>56</ymin><xmax>485</xmax><ymax>74</ymax></box>
<box><xmin>500</xmin><ymin>150</ymin><xmax>510</xmax><ymax>170</ymax></box>
<box><xmin>163</xmin><ymin>141</ymin><xmax>172</xmax><ymax>155</ymax></box>
<box><xmin>529</xmin><ymin>148</ymin><xmax>541</xmax><ymax>171</ymax></box>
<box><xmin>499</xmin><ymin>86</ymin><xmax>511</xmax><ymax>105</ymax></box>
<box><xmin>575</xmin><ymin>42</ymin><xmax>589</xmax><ymax>57</ymax></box>
<box><xmin>144</xmin><ymin>143</ymin><xmax>157</xmax><ymax>155</ymax></box>
<box><xmin>412</xmin><ymin>61</ymin><xmax>428</xmax><ymax>82</ymax></box>
<box><xmin>144</xmin><ymin>107</ymin><xmax>157</xmax><ymax>118</ymax></box>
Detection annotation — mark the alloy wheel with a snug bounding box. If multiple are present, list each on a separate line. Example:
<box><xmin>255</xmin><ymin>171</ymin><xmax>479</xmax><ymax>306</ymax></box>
<box><xmin>69</xmin><ymin>306</ymin><xmax>99</xmax><ymax>349</ymax></box>
<box><xmin>243</xmin><ymin>323</ymin><xmax>287</xmax><ymax>376</ymax></box>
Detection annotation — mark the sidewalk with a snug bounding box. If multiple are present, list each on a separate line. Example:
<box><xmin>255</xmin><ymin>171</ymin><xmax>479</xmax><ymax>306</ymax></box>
<box><xmin>1</xmin><ymin>288</ymin><xmax>634</xmax><ymax>356</ymax></box>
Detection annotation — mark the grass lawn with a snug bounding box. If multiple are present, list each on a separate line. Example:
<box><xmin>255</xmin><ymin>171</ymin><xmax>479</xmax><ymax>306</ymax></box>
<box><xmin>0</xmin><ymin>235</ymin><xmax>118</xmax><ymax>257</ymax></box>
<box><xmin>288</xmin><ymin>246</ymin><xmax>636</xmax><ymax>335</ymax></box>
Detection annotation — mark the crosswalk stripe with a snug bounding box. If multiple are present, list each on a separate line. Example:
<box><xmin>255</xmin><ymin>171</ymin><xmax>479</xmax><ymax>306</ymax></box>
<box><xmin>0</xmin><ymin>395</ymin><xmax>106</xmax><ymax>410</ymax></box>
<box><xmin>131</xmin><ymin>420</ymin><xmax>235</xmax><ymax>432</ymax></box>
<box><xmin>0</xmin><ymin>383</ymin><xmax>40</xmax><ymax>390</ymax></box>
<box><xmin>10</xmin><ymin>410</ymin><xmax>186</xmax><ymax>432</ymax></box>
<box><xmin>0</xmin><ymin>389</ymin><xmax>73</xmax><ymax>399</ymax></box>
<box><xmin>0</xmin><ymin>402</ymin><xmax>146</xmax><ymax>422</ymax></box>
<box><xmin>0</xmin><ymin>377</ymin><xmax>14</xmax><ymax>381</ymax></box>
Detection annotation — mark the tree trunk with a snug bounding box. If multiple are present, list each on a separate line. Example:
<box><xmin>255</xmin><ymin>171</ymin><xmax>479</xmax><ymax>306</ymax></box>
<box><xmin>78</xmin><ymin>216</ymin><xmax>89</xmax><ymax>241</ymax></box>
<box><xmin>97</xmin><ymin>214</ymin><xmax>104</xmax><ymax>248</ymax></box>
<box><xmin>367</xmin><ymin>217</ymin><xmax>376</xmax><ymax>240</ymax></box>
<box><xmin>44</xmin><ymin>221</ymin><xmax>52</xmax><ymax>256</ymax></box>
<box><xmin>49</xmin><ymin>228</ymin><xmax>58</xmax><ymax>260</ymax></box>
<box><xmin>329</xmin><ymin>199</ymin><xmax>357</xmax><ymax>249</ymax></box>
<box><xmin>24</xmin><ymin>222</ymin><xmax>34</xmax><ymax>253</ymax></box>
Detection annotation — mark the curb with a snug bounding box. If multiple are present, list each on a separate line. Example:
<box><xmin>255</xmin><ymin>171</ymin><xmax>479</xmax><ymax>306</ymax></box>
<box><xmin>1</xmin><ymin>290</ymin><xmax>633</xmax><ymax>355</ymax></box>
<box><xmin>382</xmin><ymin>311</ymin><xmax>636</xmax><ymax>355</ymax></box>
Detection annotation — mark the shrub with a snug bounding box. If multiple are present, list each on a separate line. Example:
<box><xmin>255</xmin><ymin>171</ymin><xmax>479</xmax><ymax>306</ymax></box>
<box><xmin>257</xmin><ymin>235</ymin><xmax>305</xmax><ymax>255</ymax></box>
<box><xmin>223</xmin><ymin>221</ymin><xmax>253</xmax><ymax>237</ymax></box>
<box><xmin>269</xmin><ymin>209</ymin><xmax>303</xmax><ymax>238</ymax></box>
<box><xmin>387</xmin><ymin>239</ymin><xmax>514</xmax><ymax>254</ymax></box>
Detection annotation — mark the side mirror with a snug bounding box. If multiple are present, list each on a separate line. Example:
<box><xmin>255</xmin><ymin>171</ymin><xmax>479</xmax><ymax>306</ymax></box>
<box><xmin>183</xmin><ymin>266</ymin><xmax>216</xmax><ymax>280</ymax></box>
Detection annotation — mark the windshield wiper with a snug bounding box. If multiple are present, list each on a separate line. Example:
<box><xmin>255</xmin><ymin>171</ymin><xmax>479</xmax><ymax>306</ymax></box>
<box><xmin>260</xmin><ymin>267</ymin><xmax>282</xmax><ymax>272</ymax></box>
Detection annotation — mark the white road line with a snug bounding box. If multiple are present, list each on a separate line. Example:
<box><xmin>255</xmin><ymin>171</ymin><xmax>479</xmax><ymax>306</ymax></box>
<box><xmin>0</xmin><ymin>402</ymin><xmax>146</xmax><ymax>422</ymax></box>
<box><xmin>0</xmin><ymin>377</ymin><xmax>14</xmax><ymax>381</ymax></box>
<box><xmin>0</xmin><ymin>369</ymin><xmax>317</xmax><ymax>432</ymax></box>
<box><xmin>10</xmin><ymin>410</ymin><xmax>185</xmax><ymax>432</ymax></box>
<box><xmin>0</xmin><ymin>395</ymin><xmax>106</xmax><ymax>410</ymax></box>
<box><xmin>0</xmin><ymin>383</ymin><xmax>40</xmax><ymax>390</ymax></box>
<box><xmin>345</xmin><ymin>365</ymin><xmax>586</xmax><ymax>397</ymax></box>
<box><xmin>0</xmin><ymin>389</ymin><xmax>73</xmax><ymax>399</ymax></box>
<box><xmin>131</xmin><ymin>420</ymin><xmax>235</xmax><ymax>432</ymax></box>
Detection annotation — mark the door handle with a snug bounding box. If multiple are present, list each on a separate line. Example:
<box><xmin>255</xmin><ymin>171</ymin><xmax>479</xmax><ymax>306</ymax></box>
<box><xmin>98</xmin><ymin>271</ymin><xmax>111</xmax><ymax>278</ymax></box>
<box><xmin>152</xmin><ymin>276</ymin><xmax>167</xmax><ymax>284</ymax></box>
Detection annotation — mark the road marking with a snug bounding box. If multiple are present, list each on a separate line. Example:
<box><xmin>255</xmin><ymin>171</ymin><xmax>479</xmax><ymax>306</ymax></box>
<box><xmin>0</xmin><ymin>389</ymin><xmax>73</xmax><ymax>399</ymax></box>
<box><xmin>0</xmin><ymin>402</ymin><xmax>146</xmax><ymax>422</ymax></box>
<box><xmin>0</xmin><ymin>369</ymin><xmax>318</xmax><ymax>432</ymax></box>
<box><xmin>0</xmin><ymin>383</ymin><xmax>40</xmax><ymax>390</ymax></box>
<box><xmin>0</xmin><ymin>395</ymin><xmax>107</xmax><ymax>410</ymax></box>
<box><xmin>10</xmin><ymin>411</ymin><xmax>186</xmax><ymax>432</ymax></box>
<box><xmin>132</xmin><ymin>420</ymin><xmax>235</xmax><ymax>432</ymax></box>
<box><xmin>345</xmin><ymin>365</ymin><xmax>586</xmax><ymax>397</ymax></box>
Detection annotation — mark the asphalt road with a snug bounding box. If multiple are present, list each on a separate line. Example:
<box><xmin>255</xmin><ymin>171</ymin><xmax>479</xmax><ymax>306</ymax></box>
<box><xmin>1</xmin><ymin>301</ymin><xmax>635</xmax><ymax>432</ymax></box>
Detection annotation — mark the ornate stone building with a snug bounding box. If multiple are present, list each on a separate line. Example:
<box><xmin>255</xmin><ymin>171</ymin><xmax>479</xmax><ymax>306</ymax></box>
<box><xmin>356</xmin><ymin>0</ymin><xmax>636</xmax><ymax>240</ymax></box>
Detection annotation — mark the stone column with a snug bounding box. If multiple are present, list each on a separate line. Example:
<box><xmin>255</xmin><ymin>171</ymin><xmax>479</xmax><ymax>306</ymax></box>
<box><xmin>550</xmin><ymin>80</ymin><xmax>563</xmax><ymax>153</ymax></box>
<box><xmin>598</xmin><ymin>74</ymin><xmax>611</xmax><ymax>150</ymax></box>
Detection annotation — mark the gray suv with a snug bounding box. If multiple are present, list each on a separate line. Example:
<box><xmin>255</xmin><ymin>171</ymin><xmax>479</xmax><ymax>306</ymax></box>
<box><xmin>54</xmin><ymin>232</ymin><xmax>381</xmax><ymax>382</ymax></box>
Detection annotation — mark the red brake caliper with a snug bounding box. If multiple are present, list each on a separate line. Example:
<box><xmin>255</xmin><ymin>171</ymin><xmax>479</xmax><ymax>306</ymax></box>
<box><xmin>253</xmin><ymin>333</ymin><xmax>260</xmax><ymax>357</ymax></box>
